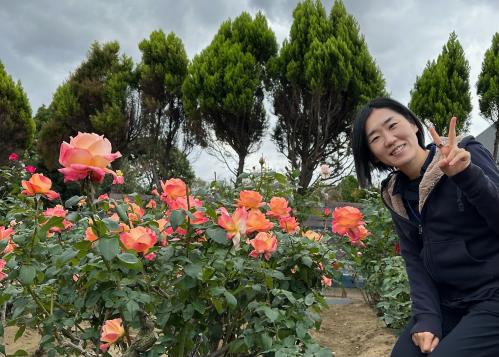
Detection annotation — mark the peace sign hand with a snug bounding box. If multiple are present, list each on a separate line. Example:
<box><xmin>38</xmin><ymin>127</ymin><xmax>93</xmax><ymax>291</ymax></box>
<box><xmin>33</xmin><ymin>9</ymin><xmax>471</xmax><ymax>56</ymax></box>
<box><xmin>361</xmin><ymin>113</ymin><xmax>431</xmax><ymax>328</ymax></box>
<box><xmin>428</xmin><ymin>117</ymin><xmax>471</xmax><ymax>177</ymax></box>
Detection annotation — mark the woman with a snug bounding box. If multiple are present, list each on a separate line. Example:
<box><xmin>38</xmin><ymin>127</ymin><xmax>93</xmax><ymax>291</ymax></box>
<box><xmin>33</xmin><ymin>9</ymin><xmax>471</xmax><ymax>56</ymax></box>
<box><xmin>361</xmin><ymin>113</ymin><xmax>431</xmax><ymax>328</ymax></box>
<box><xmin>351</xmin><ymin>97</ymin><xmax>499</xmax><ymax>357</ymax></box>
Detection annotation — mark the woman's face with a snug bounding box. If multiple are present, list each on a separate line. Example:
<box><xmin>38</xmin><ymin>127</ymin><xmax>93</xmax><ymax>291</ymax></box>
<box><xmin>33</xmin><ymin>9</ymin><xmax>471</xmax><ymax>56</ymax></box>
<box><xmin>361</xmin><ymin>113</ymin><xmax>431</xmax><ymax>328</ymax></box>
<box><xmin>365</xmin><ymin>108</ymin><xmax>424</xmax><ymax>171</ymax></box>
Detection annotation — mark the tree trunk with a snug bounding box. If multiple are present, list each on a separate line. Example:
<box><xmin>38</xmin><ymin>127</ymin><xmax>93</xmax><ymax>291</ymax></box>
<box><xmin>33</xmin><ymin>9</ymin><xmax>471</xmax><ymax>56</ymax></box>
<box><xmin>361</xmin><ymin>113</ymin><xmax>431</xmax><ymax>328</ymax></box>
<box><xmin>235</xmin><ymin>152</ymin><xmax>247</xmax><ymax>186</ymax></box>
<box><xmin>298</xmin><ymin>162</ymin><xmax>314</xmax><ymax>195</ymax></box>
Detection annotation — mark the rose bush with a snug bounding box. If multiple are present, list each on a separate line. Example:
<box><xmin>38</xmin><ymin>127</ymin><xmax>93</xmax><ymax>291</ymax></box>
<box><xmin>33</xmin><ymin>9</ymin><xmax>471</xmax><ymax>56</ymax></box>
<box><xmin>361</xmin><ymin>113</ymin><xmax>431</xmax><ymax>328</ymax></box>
<box><xmin>0</xmin><ymin>135</ymin><xmax>365</xmax><ymax>357</ymax></box>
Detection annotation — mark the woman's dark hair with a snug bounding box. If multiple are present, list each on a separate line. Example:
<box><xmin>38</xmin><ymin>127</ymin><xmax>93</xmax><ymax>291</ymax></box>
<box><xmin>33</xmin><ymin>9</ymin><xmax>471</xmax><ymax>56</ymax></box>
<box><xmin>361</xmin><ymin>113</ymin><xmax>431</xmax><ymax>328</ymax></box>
<box><xmin>351</xmin><ymin>97</ymin><xmax>425</xmax><ymax>188</ymax></box>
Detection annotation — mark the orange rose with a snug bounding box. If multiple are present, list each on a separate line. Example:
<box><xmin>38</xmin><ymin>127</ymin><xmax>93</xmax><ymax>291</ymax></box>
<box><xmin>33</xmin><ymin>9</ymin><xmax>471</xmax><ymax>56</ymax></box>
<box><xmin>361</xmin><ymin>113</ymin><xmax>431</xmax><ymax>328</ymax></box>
<box><xmin>321</xmin><ymin>275</ymin><xmax>332</xmax><ymax>287</ymax></box>
<box><xmin>85</xmin><ymin>227</ymin><xmax>99</xmax><ymax>242</ymax></box>
<box><xmin>279</xmin><ymin>216</ymin><xmax>299</xmax><ymax>234</ymax></box>
<box><xmin>99</xmin><ymin>318</ymin><xmax>125</xmax><ymax>352</ymax></box>
<box><xmin>246</xmin><ymin>209</ymin><xmax>273</xmax><ymax>233</ymax></box>
<box><xmin>236</xmin><ymin>190</ymin><xmax>264</xmax><ymax>210</ymax></box>
<box><xmin>0</xmin><ymin>226</ymin><xmax>16</xmax><ymax>254</ymax></box>
<box><xmin>58</xmin><ymin>132</ymin><xmax>122</xmax><ymax>183</ymax></box>
<box><xmin>217</xmin><ymin>207</ymin><xmax>247</xmax><ymax>248</ymax></box>
<box><xmin>248</xmin><ymin>232</ymin><xmax>278</xmax><ymax>260</ymax></box>
<box><xmin>346</xmin><ymin>225</ymin><xmax>370</xmax><ymax>246</ymax></box>
<box><xmin>21</xmin><ymin>174</ymin><xmax>59</xmax><ymax>200</ymax></box>
<box><xmin>160</xmin><ymin>178</ymin><xmax>187</xmax><ymax>201</ymax></box>
<box><xmin>120</xmin><ymin>226</ymin><xmax>157</xmax><ymax>253</ymax></box>
<box><xmin>302</xmin><ymin>230</ymin><xmax>322</xmax><ymax>242</ymax></box>
<box><xmin>127</xmin><ymin>203</ymin><xmax>145</xmax><ymax>222</ymax></box>
<box><xmin>266</xmin><ymin>197</ymin><xmax>291</xmax><ymax>218</ymax></box>
<box><xmin>331</xmin><ymin>206</ymin><xmax>364</xmax><ymax>235</ymax></box>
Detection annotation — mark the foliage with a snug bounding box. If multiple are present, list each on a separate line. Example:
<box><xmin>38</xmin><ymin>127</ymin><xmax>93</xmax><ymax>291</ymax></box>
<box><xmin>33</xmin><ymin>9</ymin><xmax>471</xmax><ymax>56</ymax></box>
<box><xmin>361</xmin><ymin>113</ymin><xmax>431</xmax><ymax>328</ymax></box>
<box><xmin>409</xmin><ymin>31</ymin><xmax>472</xmax><ymax>135</ymax></box>
<box><xmin>476</xmin><ymin>32</ymin><xmax>499</xmax><ymax>162</ymax></box>
<box><xmin>136</xmin><ymin>30</ymin><xmax>193</xmax><ymax>188</ymax></box>
<box><xmin>348</xmin><ymin>191</ymin><xmax>411</xmax><ymax>329</ymax></box>
<box><xmin>0</xmin><ymin>149</ymin><xmax>339</xmax><ymax>356</ymax></box>
<box><xmin>269</xmin><ymin>0</ymin><xmax>385</xmax><ymax>192</ymax></box>
<box><xmin>0</xmin><ymin>61</ymin><xmax>35</xmax><ymax>164</ymax></box>
<box><xmin>336</xmin><ymin>175</ymin><xmax>366</xmax><ymax>203</ymax></box>
<box><xmin>37</xmin><ymin>41</ymin><xmax>136</xmax><ymax>170</ymax></box>
<box><xmin>183</xmin><ymin>12</ymin><xmax>278</xmax><ymax>181</ymax></box>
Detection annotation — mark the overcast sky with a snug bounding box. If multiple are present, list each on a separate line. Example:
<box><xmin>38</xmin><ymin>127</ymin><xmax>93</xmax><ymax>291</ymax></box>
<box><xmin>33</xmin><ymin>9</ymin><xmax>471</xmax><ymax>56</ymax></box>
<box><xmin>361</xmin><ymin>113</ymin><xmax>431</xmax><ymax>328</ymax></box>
<box><xmin>1</xmin><ymin>0</ymin><xmax>497</xmax><ymax>181</ymax></box>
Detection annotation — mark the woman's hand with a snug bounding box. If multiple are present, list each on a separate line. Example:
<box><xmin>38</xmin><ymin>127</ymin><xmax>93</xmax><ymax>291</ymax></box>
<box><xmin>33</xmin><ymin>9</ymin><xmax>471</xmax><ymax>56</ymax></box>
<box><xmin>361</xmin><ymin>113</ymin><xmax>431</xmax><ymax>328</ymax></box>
<box><xmin>412</xmin><ymin>331</ymin><xmax>440</xmax><ymax>353</ymax></box>
<box><xmin>428</xmin><ymin>117</ymin><xmax>471</xmax><ymax>176</ymax></box>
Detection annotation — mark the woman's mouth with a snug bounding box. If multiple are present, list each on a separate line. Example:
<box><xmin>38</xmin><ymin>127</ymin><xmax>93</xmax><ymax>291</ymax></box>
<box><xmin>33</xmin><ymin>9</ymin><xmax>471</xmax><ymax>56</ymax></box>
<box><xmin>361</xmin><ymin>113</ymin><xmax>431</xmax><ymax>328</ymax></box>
<box><xmin>390</xmin><ymin>144</ymin><xmax>406</xmax><ymax>156</ymax></box>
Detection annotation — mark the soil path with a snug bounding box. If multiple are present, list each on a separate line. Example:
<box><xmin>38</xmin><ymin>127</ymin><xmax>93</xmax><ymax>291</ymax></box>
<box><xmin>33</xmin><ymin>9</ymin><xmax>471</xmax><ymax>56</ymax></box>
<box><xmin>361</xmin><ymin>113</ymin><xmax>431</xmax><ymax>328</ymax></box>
<box><xmin>312</xmin><ymin>288</ymin><xmax>397</xmax><ymax>357</ymax></box>
<box><xmin>5</xmin><ymin>288</ymin><xmax>396</xmax><ymax>356</ymax></box>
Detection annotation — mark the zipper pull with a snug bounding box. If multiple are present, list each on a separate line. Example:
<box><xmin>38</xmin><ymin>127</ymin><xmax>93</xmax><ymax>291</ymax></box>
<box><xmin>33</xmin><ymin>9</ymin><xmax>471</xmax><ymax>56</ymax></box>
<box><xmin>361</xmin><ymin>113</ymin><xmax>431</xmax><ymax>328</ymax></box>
<box><xmin>418</xmin><ymin>225</ymin><xmax>423</xmax><ymax>236</ymax></box>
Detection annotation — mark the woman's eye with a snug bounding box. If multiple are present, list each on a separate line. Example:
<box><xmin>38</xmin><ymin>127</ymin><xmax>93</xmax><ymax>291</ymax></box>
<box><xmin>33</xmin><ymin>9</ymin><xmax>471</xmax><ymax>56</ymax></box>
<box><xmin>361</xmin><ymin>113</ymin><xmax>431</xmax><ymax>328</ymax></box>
<box><xmin>370</xmin><ymin>137</ymin><xmax>379</xmax><ymax>144</ymax></box>
<box><xmin>389</xmin><ymin>123</ymin><xmax>397</xmax><ymax>129</ymax></box>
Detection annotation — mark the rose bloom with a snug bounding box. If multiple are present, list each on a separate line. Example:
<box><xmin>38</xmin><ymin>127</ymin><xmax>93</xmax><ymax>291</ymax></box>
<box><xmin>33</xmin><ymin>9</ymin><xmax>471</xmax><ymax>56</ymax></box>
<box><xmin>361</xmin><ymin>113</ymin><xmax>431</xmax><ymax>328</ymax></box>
<box><xmin>266</xmin><ymin>197</ymin><xmax>291</xmax><ymax>218</ymax></box>
<box><xmin>58</xmin><ymin>132</ymin><xmax>122</xmax><ymax>183</ymax></box>
<box><xmin>21</xmin><ymin>174</ymin><xmax>59</xmax><ymax>200</ymax></box>
<box><xmin>278</xmin><ymin>216</ymin><xmax>299</xmax><ymax>234</ymax></box>
<box><xmin>120</xmin><ymin>226</ymin><xmax>157</xmax><ymax>253</ymax></box>
<box><xmin>346</xmin><ymin>225</ymin><xmax>370</xmax><ymax>246</ymax></box>
<box><xmin>166</xmin><ymin>195</ymin><xmax>203</xmax><ymax>211</ymax></box>
<box><xmin>302</xmin><ymin>230</ymin><xmax>323</xmax><ymax>242</ymax></box>
<box><xmin>160</xmin><ymin>178</ymin><xmax>187</xmax><ymax>201</ymax></box>
<box><xmin>331</xmin><ymin>206</ymin><xmax>364</xmax><ymax>235</ymax></box>
<box><xmin>248</xmin><ymin>232</ymin><xmax>278</xmax><ymax>260</ymax></box>
<box><xmin>0</xmin><ymin>226</ymin><xmax>16</xmax><ymax>254</ymax></box>
<box><xmin>25</xmin><ymin>165</ymin><xmax>36</xmax><ymax>174</ymax></box>
<box><xmin>8</xmin><ymin>152</ymin><xmax>19</xmax><ymax>161</ymax></box>
<box><xmin>127</xmin><ymin>203</ymin><xmax>145</xmax><ymax>222</ymax></box>
<box><xmin>44</xmin><ymin>205</ymin><xmax>67</xmax><ymax>218</ymax></box>
<box><xmin>246</xmin><ymin>209</ymin><xmax>274</xmax><ymax>233</ymax></box>
<box><xmin>321</xmin><ymin>275</ymin><xmax>332</xmax><ymax>287</ymax></box>
<box><xmin>85</xmin><ymin>227</ymin><xmax>99</xmax><ymax>242</ymax></box>
<box><xmin>113</xmin><ymin>170</ymin><xmax>124</xmax><ymax>185</ymax></box>
<box><xmin>144</xmin><ymin>252</ymin><xmax>156</xmax><ymax>261</ymax></box>
<box><xmin>217</xmin><ymin>207</ymin><xmax>247</xmax><ymax>248</ymax></box>
<box><xmin>0</xmin><ymin>259</ymin><xmax>8</xmax><ymax>281</ymax></box>
<box><xmin>320</xmin><ymin>164</ymin><xmax>330</xmax><ymax>179</ymax></box>
<box><xmin>190</xmin><ymin>210</ymin><xmax>209</xmax><ymax>225</ymax></box>
<box><xmin>98</xmin><ymin>193</ymin><xmax>109</xmax><ymax>201</ymax></box>
<box><xmin>100</xmin><ymin>318</ymin><xmax>125</xmax><ymax>352</ymax></box>
<box><xmin>236</xmin><ymin>190</ymin><xmax>265</xmax><ymax>210</ymax></box>
<box><xmin>146</xmin><ymin>199</ymin><xmax>157</xmax><ymax>209</ymax></box>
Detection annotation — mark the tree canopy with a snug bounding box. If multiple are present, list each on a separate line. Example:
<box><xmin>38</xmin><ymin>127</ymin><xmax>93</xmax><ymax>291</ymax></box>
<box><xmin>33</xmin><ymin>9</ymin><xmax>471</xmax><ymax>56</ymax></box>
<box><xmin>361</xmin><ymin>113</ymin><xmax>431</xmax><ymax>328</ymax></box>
<box><xmin>0</xmin><ymin>61</ymin><xmax>35</xmax><ymax>163</ymax></box>
<box><xmin>409</xmin><ymin>31</ymin><xmax>472</xmax><ymax>136</ymax></box>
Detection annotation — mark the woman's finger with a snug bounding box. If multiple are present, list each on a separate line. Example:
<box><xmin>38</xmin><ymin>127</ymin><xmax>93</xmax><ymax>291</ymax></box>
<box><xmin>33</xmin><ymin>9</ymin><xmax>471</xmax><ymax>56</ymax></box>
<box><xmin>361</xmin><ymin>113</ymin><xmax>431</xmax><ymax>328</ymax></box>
<box><xmin>445</xmin><ymin>147</ymin><xmax>461</xmax><ymax>162</ymax></box>
<box><xmin>448</xmin><ymin>150</ymin><xmax>470</xmax><ymax>166</ymax></box>
<box><xmin>428</xmin><ymin>126</ymin><xmax>443</xmax><ymax>147</ymax></box>
<box><xmin>430</xmin><ymin>337</ymin><xmax>440</xmax><ymax>353</ymax></box>
<box><xmin>448</xmin><ymin>117</ymin><xmax>457</xmax><ymax>147</ymax></box>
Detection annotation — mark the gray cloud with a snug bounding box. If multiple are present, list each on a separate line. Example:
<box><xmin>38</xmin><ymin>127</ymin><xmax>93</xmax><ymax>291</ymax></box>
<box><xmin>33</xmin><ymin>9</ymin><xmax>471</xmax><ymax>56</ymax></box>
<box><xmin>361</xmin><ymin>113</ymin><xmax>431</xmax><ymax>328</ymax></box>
<box><xmin>0</xmin><ymin>0</ymin><xmax>497</xmax><ymax>180</ymax></box>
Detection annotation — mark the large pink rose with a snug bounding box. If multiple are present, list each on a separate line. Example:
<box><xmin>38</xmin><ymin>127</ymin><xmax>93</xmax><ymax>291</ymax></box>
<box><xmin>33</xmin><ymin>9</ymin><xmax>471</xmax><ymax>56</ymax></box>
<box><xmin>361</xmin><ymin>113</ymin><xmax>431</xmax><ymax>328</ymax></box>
<box><xmin>58</xmin><ymin>132</ymin><xmax>121</xmax><ymax>183</ymax></box>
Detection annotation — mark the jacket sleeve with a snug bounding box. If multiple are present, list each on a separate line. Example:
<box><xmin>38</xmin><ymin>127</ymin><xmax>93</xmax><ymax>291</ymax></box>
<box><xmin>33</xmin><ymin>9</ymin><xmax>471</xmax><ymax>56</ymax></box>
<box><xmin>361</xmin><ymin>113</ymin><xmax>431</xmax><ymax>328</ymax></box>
<box><xmin>392</xmin><ymin>217</ymin><xmax>442</xmax><ymax>338</ymax></box>
<box><xmin>451</xmin><ymin>138</ymin><xmax>499</xmax><ymax>236</ymax></box>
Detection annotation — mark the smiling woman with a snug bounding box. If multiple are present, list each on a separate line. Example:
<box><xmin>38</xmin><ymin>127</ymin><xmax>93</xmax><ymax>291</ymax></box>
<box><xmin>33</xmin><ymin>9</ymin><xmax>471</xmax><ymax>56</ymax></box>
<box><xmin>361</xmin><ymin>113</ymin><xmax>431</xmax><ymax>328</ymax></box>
<box><xmin>351</xmin><ymin>97</ymin><xmax>499</xmax><ymax>357</ymax></box>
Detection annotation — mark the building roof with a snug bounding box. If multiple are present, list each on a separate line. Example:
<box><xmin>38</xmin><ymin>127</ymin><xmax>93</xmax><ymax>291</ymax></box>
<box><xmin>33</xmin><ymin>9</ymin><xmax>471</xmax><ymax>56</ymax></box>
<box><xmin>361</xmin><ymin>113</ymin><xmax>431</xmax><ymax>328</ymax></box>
<box><xmin>476</xmin><ymin>123</ymin><xmax>497</xmax><ymax>161</ymax></box>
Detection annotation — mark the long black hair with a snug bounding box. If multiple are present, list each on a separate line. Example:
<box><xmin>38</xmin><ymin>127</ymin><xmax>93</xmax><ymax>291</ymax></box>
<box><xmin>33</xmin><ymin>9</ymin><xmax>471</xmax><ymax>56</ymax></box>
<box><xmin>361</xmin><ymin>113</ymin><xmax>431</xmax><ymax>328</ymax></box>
<box><xmin>351</xmin><ymin>97</ymin><xmax>425</xmax><ymax>188</ymax></box>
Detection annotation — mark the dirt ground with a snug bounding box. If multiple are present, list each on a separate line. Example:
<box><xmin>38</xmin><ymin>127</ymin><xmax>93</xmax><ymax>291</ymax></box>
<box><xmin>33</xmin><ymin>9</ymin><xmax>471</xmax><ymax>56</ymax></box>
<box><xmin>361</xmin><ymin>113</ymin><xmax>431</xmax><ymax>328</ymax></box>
<box><xmin>312</xmin><ymin>288</ymin><xmax>397</xmax><ymax>357</ymax></box>
<box><xmin>5</xmin><ymin>288</ymin><xmax>396</xmax><ymax>356</ymax></box>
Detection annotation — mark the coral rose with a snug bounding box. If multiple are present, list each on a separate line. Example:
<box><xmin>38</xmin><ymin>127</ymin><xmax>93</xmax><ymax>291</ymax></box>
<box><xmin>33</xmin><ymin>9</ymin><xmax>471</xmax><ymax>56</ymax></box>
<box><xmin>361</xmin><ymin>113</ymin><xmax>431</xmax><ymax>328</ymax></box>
<box><xmin>0</xmin><ymin>259</ymin><xmax>7</xmax><ymax>281</ymax></box>
<box><xmin>246</xmin><ymin>209</ymin><xmax>273</xmax><ymax>233</ymax></box>
<box><xmin>160</xmin><ymin>178</ymin><xmax>187</xmax><ymax>201</ymax></box>
<box><xmin>0</xmin><ymin>226</ymin><xmax>16</xmax><ymax>254</ymax></box>
<box><xmin>85</xmin><ymin>227</ymin><xmax>99</xmax><ymax>242</ymax></box>
<box><xmin>248</xmin><ymin>232</ymin><xmax>278</xmax><ymax>260</ymax></box>
<box><xmin>58</xmin><ymin>132</ymin><xmax>122</xmax><ymax>183</ymax></box>
<box><xmin>278</xmin><ymin>216</ymin><xmax>299</xmax><ymax>234</ymax></box>
<box><xmin>217</xmin><ymin>207</ymin><xmax>247</xmax><ymax>248</ymax></box>
<box><xmin>100</xmin><ymin>318</ymin><xmax>125</xmax><ymax>352</ymax></box>
<box><xmin>120</xmin><ymin>226</ymin><xmax>157</xmax><ymax>253</ymax></box>
<box><xmin>331</xmin><ymin>206</ymin><xmax>364</xmax><ymax>235</ymax></box>
<box><xmin>302</xmin><ymin>230</ymin><xmax>323</xmax><ymax>242</ymax></box>
<box><xmin>266</xmin><ymin>197</ymin><xmax>291</xmax><ymax>218</ymax></box>
<box><xmin>236</xmin><ymin>190</ymin><xmax>264</xmax><ymax>210</ymax></box>
<box><xmin>346</xmin><ymin>225</ymin><xmax>370</xmax><ymax>246</ymax></box>
<box><xmin>21</xmin><ymin>174</ymin><xmax>59</xmax><ymax>200</ymax></box>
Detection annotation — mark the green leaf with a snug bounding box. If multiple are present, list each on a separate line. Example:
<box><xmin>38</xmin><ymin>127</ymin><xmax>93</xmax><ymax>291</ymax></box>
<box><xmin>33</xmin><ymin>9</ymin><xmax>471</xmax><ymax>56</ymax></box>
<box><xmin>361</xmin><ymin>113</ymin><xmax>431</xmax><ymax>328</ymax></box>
<box><xmin>212</xmin><ymin>298</ymin><xmax>224</xmax><ymax>314</ymax></box>
<box><xmin>117</xmin><ymin>253</ymin><xmax>139</xmax><ymax>265</ymax></box>
<box><xmin>206</xmin><ymin>228</ymin><xmax>230</xmax><ymax>245</ymax></box>
<box><xmin>0</xmin><ymin>239</ymin><xmax>8</xmax><ymax>252</ymax></box>
<box><xmin>19</xmin><ymin>265</ymin><xmax>36</xmax><ymax>285</ymax></box>
<box><xmin>305</xmin><ymin>293</ymin><xmax>315</xmax><ymax>306</ymax></box>
<box><xmin>57</xmin><ymin>248</ymin><xmax>78</xmax><ymax>266</ymax></box>
<box><xmin>263</xmin><ymin>306</ymin><xmax>279</xmax><ymax>322</ymax></box>
<box><xmin>38</xmin><ymin>216</ymin><xmax>65</xmax><ymax>239</ymax></box>
<box><xmin>228</xmin><ymin>339</ymin><xmax>248</xmax><ymax>354</ymax></box>
<box><xmin>102</xmin><ymin>217</ymin><xmax>120</xmax><ymax>232</ymax></box>
<box><xmin>223</xmin><ymin>291</ymin><xmax>237</xmax><ymax>310</ymax></box>
<box><xmin>170</xmin><ymin>209</ymin><xmax>186</xmax><ymax>230</ymax></box>
<box><xmin>116</xmin><ymin>204</ymin><xmax>130</xmax><ymax>224</ymax></box>
<box><xmin>14</xmin><ymin>325</ymin><xmax>25</xmax><ymax>342</ymax></box>
<box><xmin>301</xmin><ymin>255</ymin><xmax>313</xmax><ymax>267</ymax></box>
<box><xmin>97</xmin><ymin>238</ymin><xmax>120</xmax><ymax>261</ymax></box>
<box><xmin>126</xmin><ymin>300</ymin><xmax>139</xmax><ymax>318</ymax></box>
<box><xmin>65</xmin><ymin>195</ymin><xmax>86</xmax><ymax>208</ymax></box>
<box><xmin>184</xmin><ymin>263</ymin><xmax>202</xmax><ymax>279</ymax></box>
<box><xmin>11</xmin><ymin>350</ymin><xmax>28</xmax><ymax>356</ymax></box>
<box><xmin>259</xmin><ymin>333</ymin><xmax>273</xmax><ymax>350</ymax></box>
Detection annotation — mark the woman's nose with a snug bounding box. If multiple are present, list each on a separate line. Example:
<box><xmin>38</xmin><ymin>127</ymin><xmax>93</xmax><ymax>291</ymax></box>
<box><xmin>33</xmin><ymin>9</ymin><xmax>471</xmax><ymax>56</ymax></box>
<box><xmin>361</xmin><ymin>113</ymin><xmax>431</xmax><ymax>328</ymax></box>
<box><xmin>384</xmin><ymin>132</ymin><xmax>396</xmax><ymax>147</ymax></box>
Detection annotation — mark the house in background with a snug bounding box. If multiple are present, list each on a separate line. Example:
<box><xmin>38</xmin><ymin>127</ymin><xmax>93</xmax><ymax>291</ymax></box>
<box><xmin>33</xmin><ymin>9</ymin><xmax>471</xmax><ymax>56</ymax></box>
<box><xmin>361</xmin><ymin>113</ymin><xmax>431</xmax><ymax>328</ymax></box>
<box><xmin>476</xmin><ymin>124</ymin><xmax>498</xmax><ymax>166</ymax></box>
